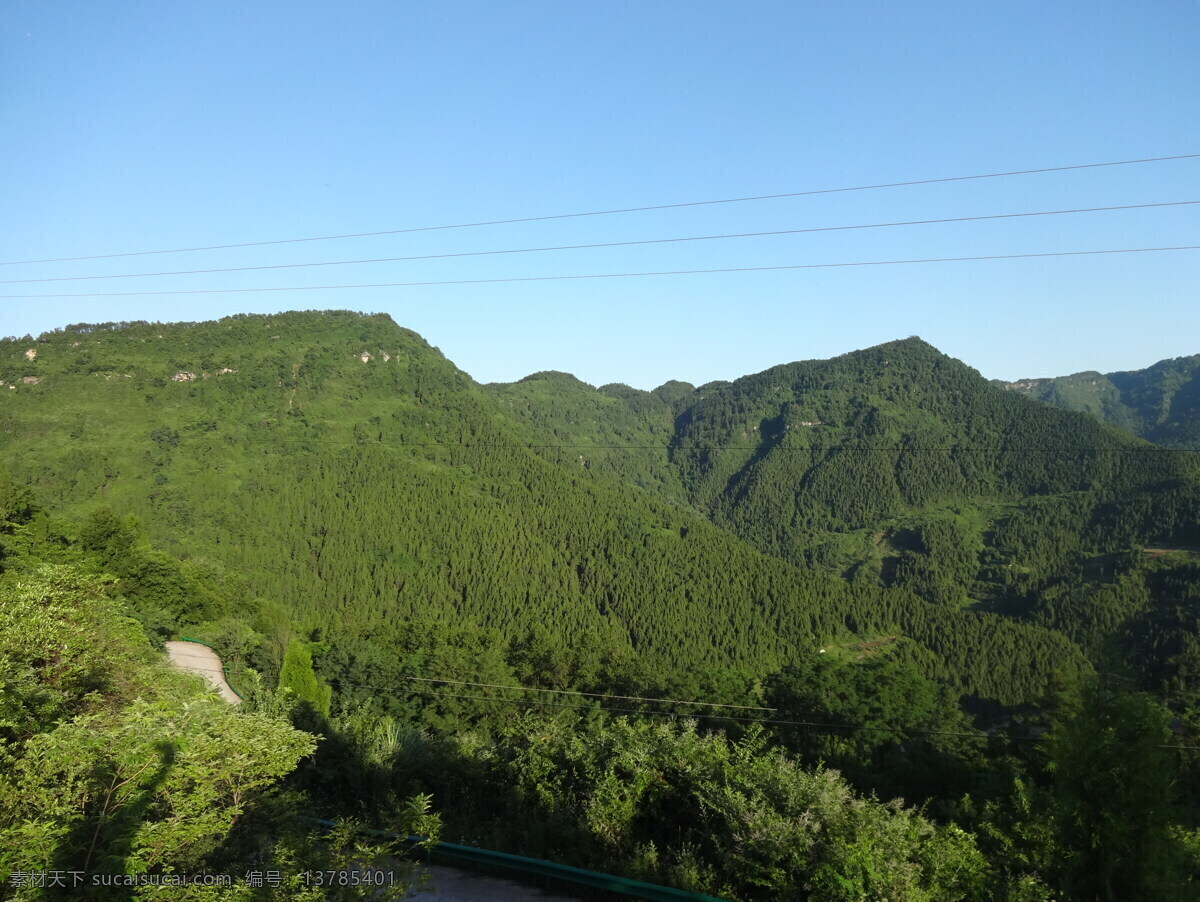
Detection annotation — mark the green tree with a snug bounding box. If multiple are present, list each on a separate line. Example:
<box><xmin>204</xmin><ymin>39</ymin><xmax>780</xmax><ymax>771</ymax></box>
<box><xmin>0</xmin><ymin>468</ymin><xmax>36</xmax><ymax>529</ymax></box>
<box><xmin>1043</xmin><ymin>678</ymin><xmax>1190</xmax><ymax>900</ymax></box>
<box><xmin>278</xmin><ymin>640</ymin><xmax>332</xmax><ymax>718</ymax></box>
<box><xmin>0</xmin><ymin>562</ymin><xmax>322</xmax><ymax>899</ymax></box>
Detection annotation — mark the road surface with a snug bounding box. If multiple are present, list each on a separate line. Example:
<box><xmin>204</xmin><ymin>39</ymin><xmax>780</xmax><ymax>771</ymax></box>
<box><xmin>165</xmin><ymin>640</ymin><xmax>242</xmax><ymax>704</ymax></box>
<box><xmin>407</xmin><ymin>865</ymin><xmax>582</xmax><ymax>901</ymax></box>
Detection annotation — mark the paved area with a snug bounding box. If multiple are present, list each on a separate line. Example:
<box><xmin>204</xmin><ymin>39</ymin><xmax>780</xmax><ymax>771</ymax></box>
<box><xmin>406</xmin><ymin>865</ymin><xmax>582</xmax><ymax>901</ymax></box>
<box><xmin>165</xmin><ymin>640</ymin><xmax>242</xmax><ymax>704</ymax></box>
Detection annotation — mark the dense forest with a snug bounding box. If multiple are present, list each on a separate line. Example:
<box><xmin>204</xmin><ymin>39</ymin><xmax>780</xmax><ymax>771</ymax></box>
<box><xmin>2</xmin><ymin>310</ymin><xmax>1199</xmax><ymax>899</ymax></box>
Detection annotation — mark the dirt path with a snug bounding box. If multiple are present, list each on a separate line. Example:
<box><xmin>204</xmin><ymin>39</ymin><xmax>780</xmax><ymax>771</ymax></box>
<box><xmin>165</xmin><ymin>640</ymin><xmax>242</xmax><ymax>705</ymax></box>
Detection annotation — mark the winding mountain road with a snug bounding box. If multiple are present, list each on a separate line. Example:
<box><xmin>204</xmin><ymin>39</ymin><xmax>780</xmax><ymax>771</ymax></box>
<box><xmin>163</xmin><ymin>642</ymin><xmax>583</xmax><ymax>898</ymax></box>
<box><xmin>164</xmin><ymin>640</ymin><xmax>242</xmax><ymax>704</ymax></box>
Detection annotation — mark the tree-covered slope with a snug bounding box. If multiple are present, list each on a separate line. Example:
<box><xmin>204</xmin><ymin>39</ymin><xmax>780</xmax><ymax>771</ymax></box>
<box><xmin>997</xmin><ymin>352</ymin><xmax>1200</xmax><ymax>449</ymax></box>
<box><xmin>8</xmin><ymin>313</ymin><xmax>1200</xmax><ymax>708</ymax></box>
<box><xmin>498</xmin><ymin>336</ymin><xmax>1198</xmax><ymax>575</ymax></box>
<box><xmin>668</xmin><ymin>337</ymin><xmax>1198</xmax><ymax>561</ymax></box>
<box><xmin>485</xmin><ymin>371</ymin><xmax>686</xmax><ymax>501</ymax></box>
<box><xmin>0</xmin><ymin>496</ymin><xmax>1021</xmax><ymax>902</ymax></box>
<box><xmin>491</xmin><ymin>336</ymin><xmax>1200</xmax><ymax>700</ymax></box>
<box><xmin>5</xmin><ymin>314</ymin><xmax>1200</xmax><ymax>899</ymax></box>
<box><xmin>0</xmin><ymin>313</ymin><xmax>1104</xmax><ymax>706</ymax></box>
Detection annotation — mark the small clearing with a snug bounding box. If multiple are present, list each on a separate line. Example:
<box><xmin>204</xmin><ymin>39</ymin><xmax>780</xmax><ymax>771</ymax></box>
<box><xmin>1143</xmin><ymin>546</ymin><xmax>1200</xmax><ymax>558</ymax></box>
<box><xmin>826</xmin><ymin>635</ymin><xmax>901</xmax><ymax>660</ymax></box>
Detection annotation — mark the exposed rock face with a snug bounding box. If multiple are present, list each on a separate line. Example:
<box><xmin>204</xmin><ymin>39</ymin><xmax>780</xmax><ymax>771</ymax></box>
<box><xmin>24</xmin><ymin>348</ymin><xmax>36</xmax><ymax>361</ymax></box>
<box><xmin>22</xmin><ymin>376</ymin><xmax>40</xmax><ymax>385</ymax></box>
<box><xmin>1001</xmin><ymin>380</ymin><xmax>1047</xmax><ymax>391</ymax></box>
<box><xmin>171</xmin><ymin>372</ymin><xmax>197</xmax><ymax>382</ymax></box>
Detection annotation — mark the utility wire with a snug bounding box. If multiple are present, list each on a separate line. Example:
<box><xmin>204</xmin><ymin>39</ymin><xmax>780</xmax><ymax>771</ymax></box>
<box><xmin>198</xmin><ymin>662</ymin><xmax>974</xmax><ymax>734</ymax></box>
<box><xmin>243</xmin><ymin>439</ymin><xmax>1166</xmax><ymax>452</ymax></box>
<box><xmin>4</xmin><ymin>244</ymin><xmax>1198</xmax><ymax>298</ymax></box>
<box><xmin>406</xmin><ymin>675</ymin><xmax>778</xmax><ymax>711</ymax></box>
<box><xmin>399</xmin><ymin>686</ymin><xmax>1200</xmax><ymax>749</ymax></box>
<box><xmin>168</xmin><ymin>662</ymin><xmax>1200</xmax><ymax>748</ymax></box>
<box><xmin>48</xmin><ymin>427</ymin><xmax>1172</xmax><ymax>452</ymax></box>
<box><xmin>4</xmin><ymin>152</ymin><xmax>1197</xmax><ymax>266</ymax></box>
<box><xmin>404</xmin><ymin>688</ymin><xmax>991</xmax><ymax>737</ymax></box>
<box><xmin>5</xmin><ymin>199</ymin><xmax>1195</xmax><ymax>285</ymax></box>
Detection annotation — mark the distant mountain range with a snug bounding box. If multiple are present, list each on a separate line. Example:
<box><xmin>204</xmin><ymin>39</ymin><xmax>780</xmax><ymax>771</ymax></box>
<box><xmin>996</xmin><ymin>353</ymin><xmax>1200</xmax><ymax>449</ymax></box>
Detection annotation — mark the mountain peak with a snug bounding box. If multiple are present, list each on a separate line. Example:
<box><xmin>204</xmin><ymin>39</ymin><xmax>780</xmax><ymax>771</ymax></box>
<box><xmin>513</xmin><ymin>370</ymin><xmax>591</xmax><ymax>387</ymax></box>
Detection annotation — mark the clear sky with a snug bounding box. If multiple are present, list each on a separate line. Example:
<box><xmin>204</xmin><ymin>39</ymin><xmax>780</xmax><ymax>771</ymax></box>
<box><xmin>2</xmin><ymin>1</ymin><xmax>1197</xmax><ymax>389</ymax></box>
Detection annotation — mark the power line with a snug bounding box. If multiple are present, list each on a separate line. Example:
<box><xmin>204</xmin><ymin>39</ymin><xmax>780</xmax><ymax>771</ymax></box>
<box><xmin>167</xmin><ymin>661</ymin><xmax>1200</xmax><ymax>748</ymax></box>
<box><xmin>4</xmin><ymin>152</ymin><xmax>1197</xmax><ymax>267</ymax></box>
<box><xmin>241</xmin><ymin>439</ymin><xmax>1166</xmax><ymax>452</ymax></box>
<box><xmin>200</xmin><ymin>662</ymin><xmax>979</xmax><ymax>735</ymax></box>
<box><xmin>382</xmin><ymin>687</ymin><xmax>1200</xmax><ymax>749</ymax></box>
<box><xmin>406</xmin><ymin>675</ymin><xmax>778</xmax><ymax>712</ymax></box>
<box><xmin>40</xmin><ymin>426</ymin><xmax>1172</xmax><ymax>453</ymax></box>
<box><xmin>4</xmin><ymin>244</ymin><xmax>1197</xmax><ymax>298</ymax></box>
<box><xmin>6</xmin><ymin>198</ymin><xmax>1195</xmax><ymax>285</ymax></box>
<box><xmin>403</xmin><ymin>687</ymin><xmax>991</xmax><ymax>737</ymax></box>
<box><xmin>24</xmin><ymin>430</ymin><xmax>1176</xmax><ymax>453</ymax></box>
<box><xmin>13</xmin><ymin>429</ymin><xmax>1170</xmax><ymax>455</ymax></box>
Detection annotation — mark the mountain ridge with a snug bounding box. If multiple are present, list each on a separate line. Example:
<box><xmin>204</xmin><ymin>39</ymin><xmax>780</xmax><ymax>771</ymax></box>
<box><xmin>996</xmin><ymin>352</ymin><xmax>1200</xmax><ymax>449</ymax></box>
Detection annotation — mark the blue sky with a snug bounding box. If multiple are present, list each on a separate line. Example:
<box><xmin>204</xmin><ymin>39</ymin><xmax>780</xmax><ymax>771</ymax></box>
<box><xmin>2</xmin><ymin>0</ymin><xmax>1197</xmax><ymax>389</ymax></box>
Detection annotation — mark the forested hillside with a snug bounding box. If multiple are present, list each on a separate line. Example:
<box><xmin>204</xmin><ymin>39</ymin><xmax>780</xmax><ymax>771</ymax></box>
<box><xmin>496</xmin><ymin>333</ymin><xmax>1200</xmax><ymax>702</ymax></box>
<box><xmin>2</xmin><ymin>310</ymin><xmax>1199</xmax><ymax>899</ymax></box>
<box><xmin>997</xmin><ymin>352</ymin><xmax>1200</xmax><ymax>449</ymax></box>
<box><xmin>0</xmin><ymin>312</ymin><xmax>1125</xmax><ymax>705</ymax></box>
<box><xmin>0</xmin><ymin>476</ymin><xmax>438</xmax><ymax>900</ymax></box>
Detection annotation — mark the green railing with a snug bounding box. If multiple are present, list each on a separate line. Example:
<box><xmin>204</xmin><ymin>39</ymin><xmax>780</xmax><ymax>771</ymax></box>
<box><xmin>177</xmin><ymin>636</ymin><xmax>245</xmax><ymax>700</ymax></box>
<box><xmin>305</xmin><ymin>818</ymin><xmax>726</xmax><ymax>901</ymax></box>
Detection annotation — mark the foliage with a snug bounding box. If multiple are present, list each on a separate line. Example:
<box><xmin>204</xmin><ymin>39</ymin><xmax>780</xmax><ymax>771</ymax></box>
<box><xmin>278</xmin><ymin>641</ymin><xmax>332</xmax><ymax>718</ymax></box>
<box><xmin>424</xmin><ymin>713</ymin><xmax>991</xmax><ymax>900</ymax></box>
<box><xmin>0</xmin><ymin>547</ymin><xmax>437</xmax><ymax>900</ymax></box>
<box><xmin>1041</xmin><ymin>678</ymin><xmax>1190</xmax><ymax>899</ymax></box>
<box><xmin>3</xmin><ymin>314</ymin><xmax>1200</xmax><ymax>898</ymax></box>
<box><xmin>765</xmin><ymin>652</ymin><xmax>985</xmax><ymax>805</ymax></box>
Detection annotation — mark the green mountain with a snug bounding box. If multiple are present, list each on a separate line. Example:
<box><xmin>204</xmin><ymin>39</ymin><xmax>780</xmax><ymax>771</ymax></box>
<box><xmin>499</xmin><ymin>335</ymin><xmax>1200</xmax><ymax>643</ymax></box>
<box><xmin>996</xmin><ymin>353</ymin><xmax>1200</xmax><ymax>449</ymax></box>
<box><xmin>0</xmin><ymin>314</ymin><xmax>829</xmax><ymax>673</ymax></box>
<box><xmin>4</xmin><ymin>312</ymin><xmax>1197</xmax><ymax>707</ymax></box>
<box><xmin>4</xmin><ymin>311</ymin><xmax>1200</xmax><ymax>899</ymax></box>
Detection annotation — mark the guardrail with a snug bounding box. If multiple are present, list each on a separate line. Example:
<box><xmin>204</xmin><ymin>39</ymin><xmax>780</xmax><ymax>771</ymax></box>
<box><xmin>304</xmin><ymin>818</ymin><xmax>726</xmax><ymax>901</ymax></box>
